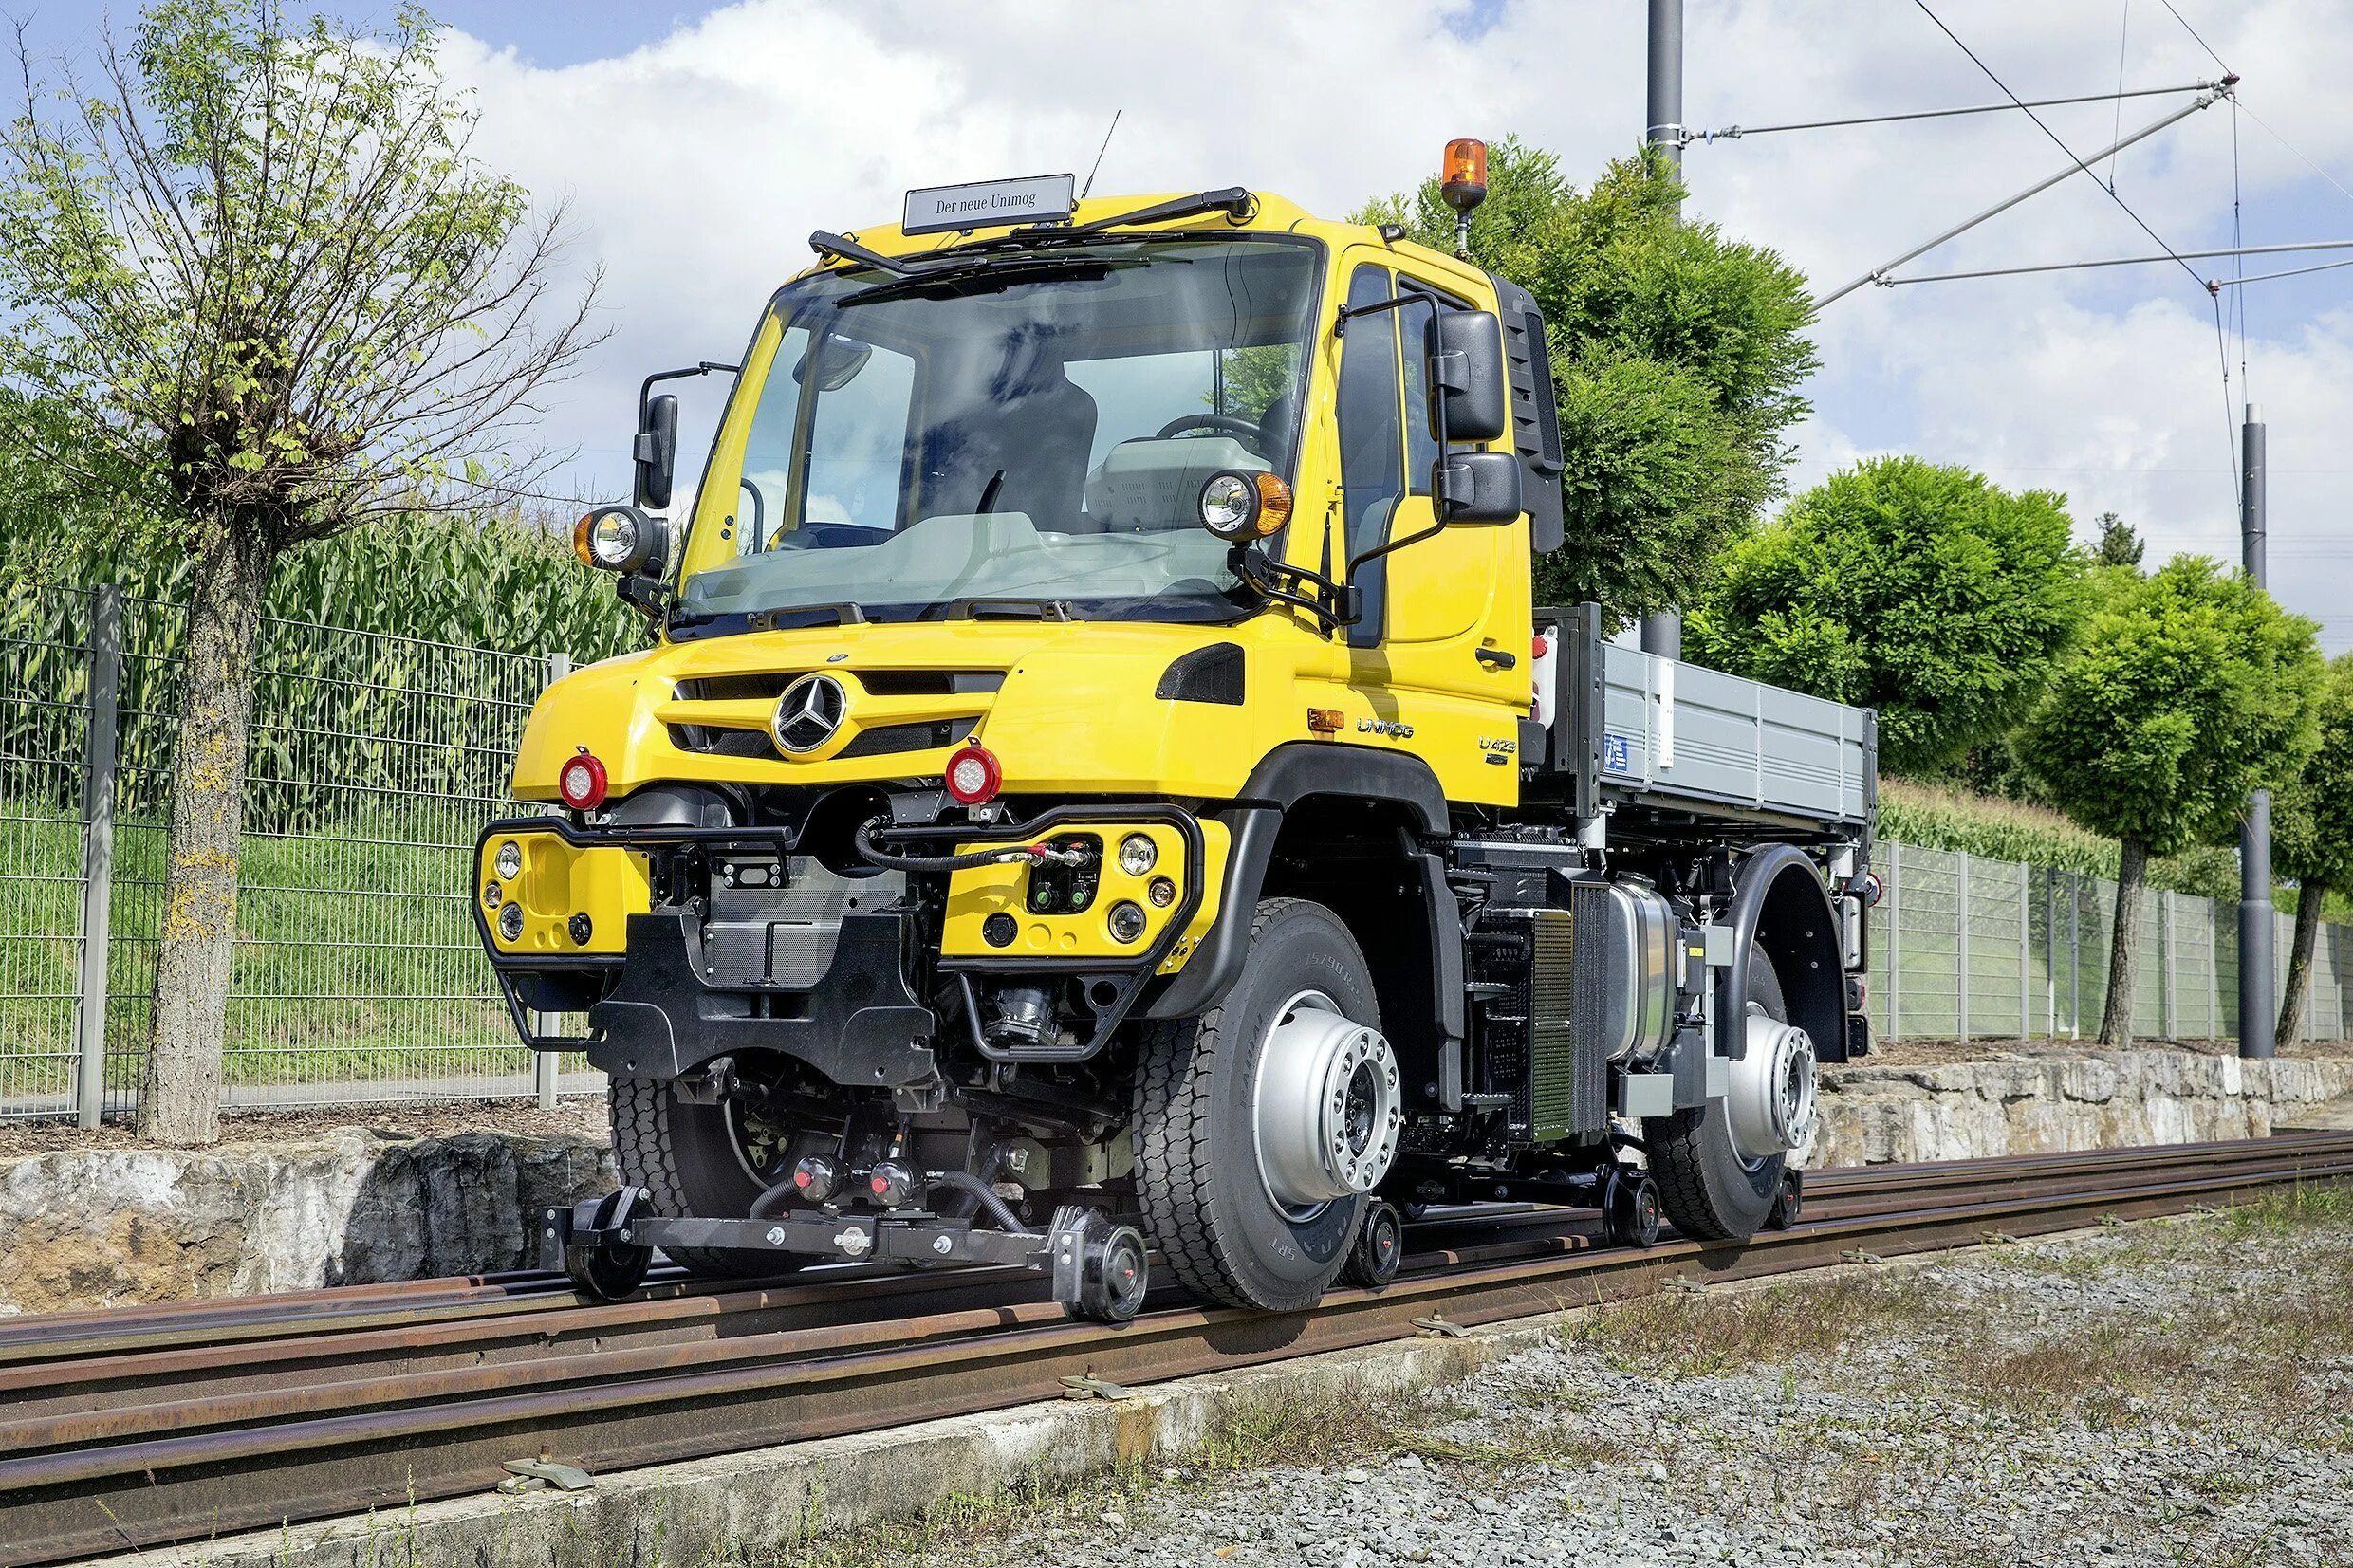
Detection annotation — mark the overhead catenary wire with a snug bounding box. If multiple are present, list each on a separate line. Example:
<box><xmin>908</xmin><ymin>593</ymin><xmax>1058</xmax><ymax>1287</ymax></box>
<box><xmin>1871</xmin><ymin>239</ymin><xmax>2353</xmax><ymax>287</ymax></box>
<box><xmin>1908</xmin><ymin>0</ymin><xmax>2240</xmax><ymax>491</ymax></box>
<box><xmin>1678</xmin><ymin>78</ymin><xmax>2223</xmax><ymax>144</ymax></box>
<box><xmin>2105</xmin><ymin>1</ymin><xmax>2131</xmax><ymax>192</ymax></box>
<box><xmin>2208</xmin><ymin>252</ymin><xmax>2353</xmax><ymax>289</ymax></box>
<box><xmin>1816</xmin><ymin>85</ymin><xmax>2225</xmax><ymax>304</ymax></box>
<box><xmin>1908</xmin><ymin>1</ymin><xmax>2213</xmax><ymax>294</ymax></box>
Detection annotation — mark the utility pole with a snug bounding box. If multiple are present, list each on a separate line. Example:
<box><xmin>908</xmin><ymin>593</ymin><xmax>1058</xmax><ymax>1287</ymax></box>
<box><xmin>1642</xmin><ymin>0</ymin><xmax>1684</xmax><ymax>660</ymax></box>
<box><xmin>2239</xmin><ymin>403</ymin><xmax>2274</xmax><ymax>1060</ymax></box>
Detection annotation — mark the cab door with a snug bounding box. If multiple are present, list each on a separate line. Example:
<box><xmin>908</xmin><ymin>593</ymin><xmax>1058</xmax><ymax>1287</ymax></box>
<box><xmin>1330</xmin><ymin>251</ymin><xmax>1529</xmax><ymax>787</ymax></box>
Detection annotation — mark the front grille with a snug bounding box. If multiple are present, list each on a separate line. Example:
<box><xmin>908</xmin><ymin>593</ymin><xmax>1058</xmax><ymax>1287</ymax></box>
<box><xmin>672</xmin><ymin>670</ymin><xmax>1004</xmax><ymax>702</ymax></box>
<box><xmin>837</xmin><ymin>716</ymin><xmax>978</xmax><ymax>758</ymax></box>
<box><xmin>665</xmin><ymin>714</ymin><xmax>978</xmax><ymax>760</ymax></box>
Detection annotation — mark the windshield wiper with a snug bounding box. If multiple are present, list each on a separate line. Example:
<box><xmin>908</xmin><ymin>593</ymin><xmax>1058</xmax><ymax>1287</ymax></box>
<box><xmin>931</xmin><ymin>598</ymin><xmax>1073</xmax><ymax>622</ymax></box>
<box><xmin>839</xmin><ymin>254</ymin><xmax>1137</xmax><ymax>308</ymax></box>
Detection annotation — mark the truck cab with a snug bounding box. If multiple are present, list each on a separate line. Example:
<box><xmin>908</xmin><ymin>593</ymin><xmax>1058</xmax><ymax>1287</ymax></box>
<box><xmin>481</xmin><ymin>160</ymin><xmax>1875</xmax><ymax>1319</ymax></box>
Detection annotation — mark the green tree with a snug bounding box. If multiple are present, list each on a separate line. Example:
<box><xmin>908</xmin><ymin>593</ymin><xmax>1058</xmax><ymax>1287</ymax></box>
<box><xmin>2272</xmin><ymin>655</ymin><xmax>2353</xmax><ymax>1044</ymax></box>
<box><xmin>2093</xmin><ymin>510</ymin><xmax>2145</xmax><ymax>569</ymax></box>
<box><xmin>0</xmin><ymin>2</ymin><xmax>602</xmax><ymax>1142</ymax></box>
<box><xmin>1687</xmin><ymin>456</ymin><xmax>2086</xmax><ymax>775</ymax></box>
<box><xmin>2013</xmin><ymin>559</ymin><xmax>2324</xmax><ymax>1046</ymax></box>
<box><xmin>1357</xmin><ymin>139</ymin><xmax>1818</xmax><ymax>620</ymax></box>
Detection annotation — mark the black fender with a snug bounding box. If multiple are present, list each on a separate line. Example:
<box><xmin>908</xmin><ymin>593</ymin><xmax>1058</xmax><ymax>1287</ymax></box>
<box><xmin>1714</xmin><ymin>844</ymin><xmax>1848</xmax><ymax>1064</ymax></box>
<box><xmin>1139</xmin><ymin>745</ymin><xmax>1456</xmax><ymax>1024</ymax></box>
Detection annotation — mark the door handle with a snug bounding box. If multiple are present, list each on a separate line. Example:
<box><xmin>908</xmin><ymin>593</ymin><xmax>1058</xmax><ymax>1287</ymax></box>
<box><xmin>1473</xmin><ymin>647</ymin><xmax>1517</xmax><ymax>670</ymax></box>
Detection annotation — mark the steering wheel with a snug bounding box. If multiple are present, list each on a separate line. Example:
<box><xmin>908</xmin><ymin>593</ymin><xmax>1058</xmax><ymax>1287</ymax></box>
<box><xmin>1155</xmin><ymin>414</ymin><xmax>1265</xmax><ymax>453</ymax></box>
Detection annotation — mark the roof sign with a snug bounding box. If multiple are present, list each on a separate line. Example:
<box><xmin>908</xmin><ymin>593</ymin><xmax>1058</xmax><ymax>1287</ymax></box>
<box><xmin>902</xmin><ymin>174</ymin><xmax>1075</xmax><ymax>236</ymax></box>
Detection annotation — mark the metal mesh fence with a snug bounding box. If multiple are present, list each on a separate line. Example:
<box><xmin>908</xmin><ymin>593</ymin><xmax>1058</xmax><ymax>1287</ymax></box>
<box><xmin>1874</xmin><ymin>845</ymin><xmax>2352</xmax><ymax>1044</ymax></box>
<box><xmin>5</xmin><ymin>575</ymin><xmax>2351</xmax><ymax>1121</ymax></box>
<box><xmin>1</xmin><ymin>581</ymin><xmax>594</xmax><ymax>1120</ymax></box>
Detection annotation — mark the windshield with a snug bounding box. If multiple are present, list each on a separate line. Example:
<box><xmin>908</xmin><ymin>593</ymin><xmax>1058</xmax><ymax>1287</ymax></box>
<box><xmin>676</xmin><ymin>237</ymin><xmax>1319</xmax><ymax>628</ymax></box>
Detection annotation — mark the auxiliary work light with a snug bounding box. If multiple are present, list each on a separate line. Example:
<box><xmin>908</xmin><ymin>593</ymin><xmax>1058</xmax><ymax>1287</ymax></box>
<box><xmin>944</xmin><ymin>742</ymin><xmax>1003</xmax><ymax>805</ymax></box>
<box><xmin>558</xmin><ymin>749</ymin><xmax>609</xmax><ymax>811</ymax></box>
<box><xmin>1197</xmin><ymin>470</ymin><xmax>1292</xmax><ymax>543</ymax></box>
<box><xmin>572</xmin><ymin>504</ymin><xmax>663</xmax><ymax>573</ymax></box>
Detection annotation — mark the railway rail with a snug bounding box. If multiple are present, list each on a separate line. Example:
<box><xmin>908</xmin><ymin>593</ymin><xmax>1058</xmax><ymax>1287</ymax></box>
<box><xmin>3</xmin><ymin>1133</ymin><xmax>2348</xmax><ymax>1566</ymax></box>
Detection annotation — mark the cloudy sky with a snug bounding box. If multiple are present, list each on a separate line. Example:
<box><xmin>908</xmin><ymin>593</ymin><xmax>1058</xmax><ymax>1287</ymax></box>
<box><xmin>26</xmin><ymin>1</ymin><xmax>2353</xmax><ymax>653</ymax></box>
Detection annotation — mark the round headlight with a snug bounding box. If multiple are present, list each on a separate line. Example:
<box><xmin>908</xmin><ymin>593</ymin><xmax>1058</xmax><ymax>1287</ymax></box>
<box><xmin>494</xmin><ymin>840</ymin><xmax>523</xmax><ymax>880</ymax></box>
<box><xmin>1148</xmin><ymin>876</ymin><xmax>1177</xmax><ymax>908</ymax></box>
<box><xmin>1197</xmin><ymin>470</ymin><xmax>1292</xmax><ymax>543</ymax></box>
<box><xmin>497</xmin><ymin>902</ymin><xmax>525</xmax><ymax>942</ymax></box>
<box><xmin>1118</xmin><ymin>833</ymin><xmax>1158</xmax><ymax>876</ymax></box>
<box><xmin>1198</xmin><ymin>471</ymin><xmax>1256</xmax><ymax>536</ymax></box>
<box><xmin>1107</xmin><ymin>901</ymin><xmax>1147</xmax><ymax>944</ymax></box>
<box><xmin>483</xmin><ymin>880</ymin><xmax>502</xmax><ymax>907</ymax></box>
<box><xmin>572</xmin><ymin>504</ymin><xmax>663</xmax><ymax>573</ymax></box>
<box><xmin>587</xmin><ymin>510</ymin><xmax>639</xmax><ymax>568</ymax></box>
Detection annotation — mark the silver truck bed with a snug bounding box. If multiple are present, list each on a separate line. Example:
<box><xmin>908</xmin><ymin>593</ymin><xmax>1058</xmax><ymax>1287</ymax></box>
<box><xmin>1598</xmin><ymin>644</ymin><xmax>1872</xmax><ymax>825</ymax></box>
<box><xmin>1532</xmin><ymin>605</ymin><xmax>1875</xmax><ymax>834</ymax></box>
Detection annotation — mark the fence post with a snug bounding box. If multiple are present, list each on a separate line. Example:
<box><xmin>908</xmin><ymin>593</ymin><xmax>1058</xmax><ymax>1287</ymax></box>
<box><xmin>72</xmin><ymin>586</ymin><xmax>123</xmax><ymax>1129</ymax></box>
<box><xmin>1884</xmin><ymin>841</ymin><xmax>1900</xmax><ymax>1042</ymax></box>
<box><xmin>2018</xmin><ymin>858</ymin><xmax>2030</xmax><ymax>1041</ymax></box>
<box><xmin>1957</xmin><ymin>851</ymin><xmax>1971</xmax><ymax>1041</ymax></box>
<box><xmin>2069</xmin><ymin>872</ymin><xmax>2082</xmax><ymax>1038</ymax></box>
<box><xmin>2042</xmin><ymin>868</ymin><xmax>2057</xmax><ymax>1036</ymax></box>
<box><xmin>2159</xmin><ymin>891</ymin><xmax>2175</xmax><ymax>1041</ymax></box>
<box><xmin>532</xmin><ymin>652</ymin><xmax>574</xmax><ymax>1111</ymax></box>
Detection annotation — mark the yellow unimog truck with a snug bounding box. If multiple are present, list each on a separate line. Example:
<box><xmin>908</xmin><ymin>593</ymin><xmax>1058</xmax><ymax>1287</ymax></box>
<box><xmin>482</xmin><ymin>148</ymin><xmax>1877</xmax><ymax>1321</ymax></box>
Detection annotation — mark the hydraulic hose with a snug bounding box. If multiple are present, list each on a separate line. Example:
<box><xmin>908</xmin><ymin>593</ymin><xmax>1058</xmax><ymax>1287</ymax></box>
<box><xmin>851</xmin><ymin>817</ymin><xmax>1081</xmax><ymax>873</ymax></box>
<box><xmin>926</xmin><ymin>1170</ymin><xmax>1034</xmax><ymax>1234</ymax></box>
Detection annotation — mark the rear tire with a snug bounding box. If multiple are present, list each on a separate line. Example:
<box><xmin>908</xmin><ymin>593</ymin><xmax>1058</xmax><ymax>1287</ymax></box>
<box><xmin>609</xmin><ymin>1075</ymin><xmax>802</xmax><ymax>1279</ymax></box>
<box><xmin>1644</xmin><ymin>947</ymin><xmax>1803</xmax><ymax>1242</ymax></box>
<box><xmin>1133</xmin><ymin>898</ymin><xmax>1383</xmax><ymax>1312</ymax></box>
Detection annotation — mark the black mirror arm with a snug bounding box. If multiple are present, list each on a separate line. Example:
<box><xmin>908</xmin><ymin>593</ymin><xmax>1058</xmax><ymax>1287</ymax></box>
<box><xmin>638</xmin><ymin>361</ymin><xmax>740</xmax><ymax>422</ymax></box>
<box><xmin>1346</xmin><ymin>517</ymin><xmax>1449</xmax><ymax>577</ymax></box>
<box><xmin>1232</xmin><ymin>546</ymin><xmax>1358</xmax><ymax>636</ymax></box>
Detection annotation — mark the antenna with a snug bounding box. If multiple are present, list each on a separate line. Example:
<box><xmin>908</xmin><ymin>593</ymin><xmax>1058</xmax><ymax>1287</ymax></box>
<box><xmin>1080</xmin><ymin>110</ymin><xmax>1122</xmax><ymax>200</ymax></box>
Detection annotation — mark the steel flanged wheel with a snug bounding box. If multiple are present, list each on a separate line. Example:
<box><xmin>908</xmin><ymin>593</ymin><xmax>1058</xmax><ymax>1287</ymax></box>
<box><xmin>1602</xmin><ymin>1168</ymin><xmax>1662</xmax><ymax>1249</ymax></box>
<box><xmin>1075</xmin><ymin>1219</ymin><xmax>1153</xmax><ymax>1324</ymax></box>
<box><xmin>1646</xmin><ymin>946</ymin><xmax>1815</xmax><ymax>1242</ymax></box>
<box><xmin>1339</xmin><ymin>1198</ymin><xmax>1404</xmax><ymax>1289</ymax></box>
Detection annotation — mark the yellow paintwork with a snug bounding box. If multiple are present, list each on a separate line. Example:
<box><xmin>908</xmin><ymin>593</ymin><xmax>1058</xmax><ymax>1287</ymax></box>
<box><xmin>941</xmin><ymin>819</ymin><xmax>1230</xmax><ymax>973</ymax></box>
<box><xmin>478</xmin><ymin>828</ymin><xmax>650</xmax><ymax>957</ymax></box>
<box><xmin>513</xmin><ymin>193</ymin><xmax>1534</xmax><ymax>825</ymax></box>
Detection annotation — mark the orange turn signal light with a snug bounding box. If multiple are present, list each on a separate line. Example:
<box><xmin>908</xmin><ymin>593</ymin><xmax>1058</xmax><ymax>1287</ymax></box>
<box><xmin>571</xmin><ymin>512</ymin><xmax>597</xmax><ymax>567</ymax></box>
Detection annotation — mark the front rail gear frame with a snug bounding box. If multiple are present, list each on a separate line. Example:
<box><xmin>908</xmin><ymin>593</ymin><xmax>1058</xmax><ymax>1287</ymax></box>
<box><xmin>543</xmin><ymin>1187</ymin><xmax>1151</xmax><ymax>1323</ymax></box>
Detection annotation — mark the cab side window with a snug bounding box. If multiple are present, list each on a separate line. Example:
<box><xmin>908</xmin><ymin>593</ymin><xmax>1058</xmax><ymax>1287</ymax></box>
<box><xmin>1336</xmin><ymin>264</ymin><xmax>1403</xmax><ymax>648</ymax></box>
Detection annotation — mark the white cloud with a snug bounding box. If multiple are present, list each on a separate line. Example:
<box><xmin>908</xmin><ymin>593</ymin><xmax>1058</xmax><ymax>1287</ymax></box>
<box><xmin>434</xmin><ymin>0</ymin><xmax>2353</xmax><ymax>650</ymax></box>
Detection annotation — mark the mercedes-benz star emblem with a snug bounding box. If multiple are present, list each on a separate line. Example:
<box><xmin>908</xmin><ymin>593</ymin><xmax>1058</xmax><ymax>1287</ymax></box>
<box><xmin>770</xmin><ymin>673</ymin><xmax>848</xmax><ymax>756</ymax></box>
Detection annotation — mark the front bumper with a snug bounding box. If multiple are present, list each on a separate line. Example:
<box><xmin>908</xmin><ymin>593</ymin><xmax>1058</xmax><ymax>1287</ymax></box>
<box><xmin>472</xmin><ymin>804</ymin><xmax>1214</xmax><ymax>1080</ymax></box>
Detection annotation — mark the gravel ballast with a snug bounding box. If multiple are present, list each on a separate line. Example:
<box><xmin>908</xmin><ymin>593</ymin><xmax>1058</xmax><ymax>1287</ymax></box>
<box><xmin>797</xmin><ymin>1188</ymin><xmax>2353</xmax><ymax>1568</ymax></box>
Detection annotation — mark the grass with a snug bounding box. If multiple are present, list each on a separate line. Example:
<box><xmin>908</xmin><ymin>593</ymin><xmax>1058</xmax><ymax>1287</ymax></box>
<box><xmin>0</xmin><ymin>802</ymin><xmax>527</xmax><ymax>1098</ymax></box>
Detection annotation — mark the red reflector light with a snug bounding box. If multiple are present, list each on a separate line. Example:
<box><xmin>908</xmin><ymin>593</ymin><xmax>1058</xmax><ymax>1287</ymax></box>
<box><xmin>1531</xmin><ymin>635</ymin><xmax>1549</xmax><ymax>659</ymax></box>
<box><xmin>944</xmin><ymin>742</ymin><xmax>1002</xmax><ymax>805</ymax></box>
<box><xmin>558</xmin><ymin>751</ymin><xmax>608</xmax><ymax>811</ymax></box>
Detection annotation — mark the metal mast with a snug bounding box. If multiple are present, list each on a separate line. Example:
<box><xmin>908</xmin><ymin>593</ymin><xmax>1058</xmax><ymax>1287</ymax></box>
<box><xmin>1643</xmin><ymin>0</ymin><xmax>1685</xmax><ymax>659</ymax></box>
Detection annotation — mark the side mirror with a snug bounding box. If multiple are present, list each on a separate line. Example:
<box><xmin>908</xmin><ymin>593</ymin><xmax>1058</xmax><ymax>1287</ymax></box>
<box><xmin>1431</xmin><ymin>451</ymin><xmax>1523</xmax><ymax>525</ymax></box>
<box><xmin>634</xmin><ymin>393</ymin><xmax>679</xmax><ymax>510</ymax></box>
<box><xmin>1425</xmin><ymin>310</ymin><xmax>1509</xmax><ymax>444</ymax></box>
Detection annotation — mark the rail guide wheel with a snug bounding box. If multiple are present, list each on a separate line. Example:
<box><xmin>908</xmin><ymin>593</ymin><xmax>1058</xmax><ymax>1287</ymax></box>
<box><xmin>1767</xmin><ymin>1166</ymin><xmax>1805</xmax><ymax>1230</ymax></box>
<box><xmin>563</xmin><ymin>1187</ymin><xmax>654</xmax><ymax>1300</ymax></box>
<box><xmin>1052</xmin><ymin>1206</ymin><xmax>1151</xmax><ymax>1324</ymax></box>
<box><xmin>1602</xmin><ymin>1167</ymin><xmax>1662</xmax><ymax>1250</ymax></box>
<box><xmin>1339</xmin><ymin>1199</ymin><xmax>1404</xmax><ymax>1289</ymax></box>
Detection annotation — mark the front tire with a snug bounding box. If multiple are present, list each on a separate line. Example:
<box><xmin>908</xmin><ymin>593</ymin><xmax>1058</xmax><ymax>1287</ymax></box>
<box><xmin>609</xmin><ymin>1074</ymin><xmax>803</xmax><ymax>1279</ymax></box>
<box><xmin>1644</xmin><ymin>947</ymin><xmax>1813</xmax><ymax>1241</ymax></box>
<box><xmin>1133</xmin><ymin>898</ymin><xmax>1393</xmax><ymax>1311</ymax></box>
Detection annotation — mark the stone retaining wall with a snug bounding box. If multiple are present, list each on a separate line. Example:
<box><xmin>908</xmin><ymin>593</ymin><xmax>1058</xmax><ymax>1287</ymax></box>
<box><xmin>0</xmin><ymin>1130</ymin><xmax>612</xmax><ymax>1315</ymax></box>
<box><xmin>4</xmin><ymin>1049</ymin><xmax>2348</xmax><ymax>1312</ymax></box>
<box><xmin>1810</xmin><ymin>1049</ymin><xmax>2353</xmax><ymax>1167</ymax></box>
